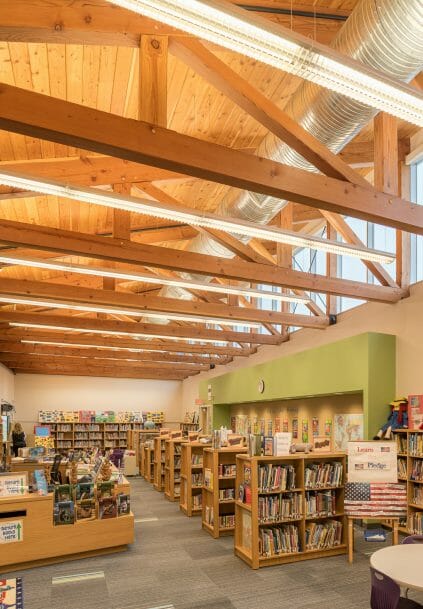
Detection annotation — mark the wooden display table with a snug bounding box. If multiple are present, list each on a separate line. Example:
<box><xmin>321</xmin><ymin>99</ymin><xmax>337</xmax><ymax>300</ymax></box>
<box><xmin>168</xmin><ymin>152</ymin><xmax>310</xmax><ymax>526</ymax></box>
<box><xmin>11</xmin><ymin>458</ymin><xmax>68</xmax><ymax>481</ymax></box>
<box><xmin>0</xmin><ymin>493</ymin><xmax>134</xmax><ymax>573</ymax></box>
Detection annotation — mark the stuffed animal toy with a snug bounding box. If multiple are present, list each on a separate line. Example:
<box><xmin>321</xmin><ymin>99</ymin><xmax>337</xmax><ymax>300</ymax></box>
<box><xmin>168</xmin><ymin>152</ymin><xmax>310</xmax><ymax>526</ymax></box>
<box><xmin>373</xmin><ymin>398</ymin><xmax>408</xmax><ymax>440</ymax></box>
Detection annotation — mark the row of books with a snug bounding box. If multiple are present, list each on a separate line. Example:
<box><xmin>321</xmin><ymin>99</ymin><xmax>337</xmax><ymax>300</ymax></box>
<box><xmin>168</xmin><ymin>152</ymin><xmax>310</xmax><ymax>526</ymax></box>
<box><xmin>258</xmin><ymin>493</ymin><xmax>302</xmax><ymax>523</ymax></box>
<box><xmin>410</xmin><ymin>460</ymin><xmax>423</xmax><ymax>481</ymax></box>
<box><xmin>259</xmin><ymin>524</ymin><xmax>300</xmax><ymax>557</ymax></box>
<box><xmin>412</xmin><ymin>486</ymin><xmax>423</xmax><ymax>506</ymax></box>
<box><xmin>409</xmin><ymin>433</ymin><xmax>423</xmax><ymax>456</ymax></box>
<box><xmin>304</xmin><ymin>462</ymin><xmax>343</xmax><ymax>488</ymax></box>
<box><xmin>305</xmin><ymin>490</ymin><xmax>337</xmax><ymax>518</ymax></box>
<box><xmin>408</xmin><ymin>512</ymin><xmax>423</xmax><ymax>534</ymax></box>
<box><xmin>396</xmin><ymin>435</ymin><xmax>408</xmax><ymax>453</ymax></box>
<box><xmin>191</xmin><ymin>455</ymin><xmax>203</xmax><ymax>465</ymax></box>
<box><xmin>219</xmin><ymin>514</ymin><xmax>235</xmax><ymax>529</ymax></box>
<box><xmin>258</xmin><ymin>464</ymin><xmax>296</xmax><ymax>493</ymax></box>
<box><xmin>398</xmin><ymin>458</ymin><xmax>407</xmax><ymax>478</ymax></box>
<box><xmin>192</xmin><ymin>495</ymin><xmax>202</xmax><ymax>509</ymax></box>
<box><xmin>205</xmin><ymin>505</ymin><xmax>214</xmax><ymax>525</ymax></box>
<box><xmin>191</xmin><ymin>473</ymin><xmax>203</xmax><ymax>486</ymax></box>
<box><xmin>305</xmin><ymin>519</ymin><xmax>343</xmax><ymax>550</ymax></box>
<box><xmin>219</xmin><ymin>488</ymin><xmax>235</xmax><ymax>500</ymax></box>
<box><xmin>218</xmin><ymin>464</ymin><xmax>236</xmax><ymax>477</ymax></box>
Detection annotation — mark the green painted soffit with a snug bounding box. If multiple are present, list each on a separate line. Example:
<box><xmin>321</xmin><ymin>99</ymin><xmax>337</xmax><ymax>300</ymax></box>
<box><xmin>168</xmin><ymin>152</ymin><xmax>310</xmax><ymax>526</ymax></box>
<box><xmin>199</xmin><ymin>333</ymin><xmax>396</xmax><ymax>439</ymax></box>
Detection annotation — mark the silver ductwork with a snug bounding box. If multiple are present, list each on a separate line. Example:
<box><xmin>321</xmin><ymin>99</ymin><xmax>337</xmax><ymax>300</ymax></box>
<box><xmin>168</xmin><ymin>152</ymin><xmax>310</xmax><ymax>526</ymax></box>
<box><xmin>162</xmin><ymin>0</ymin><xmax>423</xmax><ymax>300</ymax></box>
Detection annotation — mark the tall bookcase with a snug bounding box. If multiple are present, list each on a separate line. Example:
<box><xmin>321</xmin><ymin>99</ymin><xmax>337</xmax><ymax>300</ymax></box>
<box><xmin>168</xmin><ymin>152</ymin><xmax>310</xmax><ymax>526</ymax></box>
<box><xmin>202</xmin><ymin>447</ymin><xmax>247</xmax><ymax>538</ymax></box>
<box><xmin>143</xmin><ymin>445</ymin><xmax>155</xmax><ymax>482</ymax></box>
<box><xmin>153</xmin><ymin>436</ymin><xmax>168</xmax><ymax>492</ymax></box>
<box><xmin>394</xmin><ymin>429</ymin><xmax>423</xmax><ymax>534</ymax></box>
<box><xmin>180</xmin><ymin>442</ymin><xmax>211</xmax><ymax>517</ymax></box>
<box><xmin>165</xmin><ymin>439</ymin><xmax>186</xmax><ymax>502</ymax></box>
<box><xmin>234</xmin><ymin>453</ymin><xmax>347</xmax><ymax>569</ymax></box>
<box><xmin>39</xmin><ymin>422</ymin><xmax>145</xmax><ymax>451</ymax></box>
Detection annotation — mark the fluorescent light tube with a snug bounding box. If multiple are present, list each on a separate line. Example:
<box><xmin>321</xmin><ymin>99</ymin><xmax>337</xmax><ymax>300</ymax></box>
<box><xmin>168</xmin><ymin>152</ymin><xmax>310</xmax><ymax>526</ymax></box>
<box><xmin>0</xmin><ymin>253</ymin><xmax>309</xmax><ymax>305</ymax></box>
<box><xmin>106</xmin><ymin>0</ymin><xmax>423</xmax><ymax>126</ymax></box>
<box><xmin>0</xmin><ymin>295</ymin><xmax>261</xmax><ymax>328</ymax></box>
<box><xmin>9</xmin><ymin>322</ymin><xmax>230</xmax><ymax>345</ymax></box>
<box><xmin>0</xmin><ymin>170</ymin><xmax>396</xmax><ymax>264</ymax></box>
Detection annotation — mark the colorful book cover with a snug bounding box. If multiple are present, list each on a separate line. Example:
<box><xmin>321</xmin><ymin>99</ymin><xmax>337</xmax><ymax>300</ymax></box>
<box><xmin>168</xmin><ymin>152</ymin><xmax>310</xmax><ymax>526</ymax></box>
<box><xmin>292</xmin><ymin>418</ymin><xmax>298</xmax><ymax>439</ymax></box>
<box><xmin>325</xmin><ymin>419</ymin><xmax>332</xmax><ymax>437</ymax></box>
<box><xmin>264</xmin><ymin>436</ymin><xmax>274</xmax><ymax>456</ymax></box>
<box><xmin>53</xmin><ymin>501</ymin><xmax>75</xmax><ymax>525</ymax></box>
<box><xmin>75</xmin><ymin>482</ymin><xmax>95</xmax><ymax>501</ymax></box>
<box><xmin>33</xmin><ymin>469</ymin><xmax>48</xmax><ymax>496</ymax></box>
<box><xmin>97</xmin><ymin>481</ymin><xmax>115</xmax><ymax>499</ymax></box>
<box><xmin>312</xmin><ymin>417</ymin><xmax>319</xmax><ymax>437</ymax></box>
<box><xmin>54</xmin><ymin>484</ymin><xmax>72</xmax><ymax>502</ymax></box>
<box><xmin>98</xmin><ymin>497</ymin><xmax>117</xmax><ymax>519</ymax></box>
<box><xmin>76</xmin><ymin>500</ymin><xmax>96</xmax><ymax>521</ymax></box>
<box><xmin>302</xmin><ymin>419</ymin><xmax>309</xmax><ymax>443</ymax></box>
<box><xmin>0</xmin><ymin>577</ymin><xmax>23</xmax><ymax>609</ymax></box>
<box><xmin>117</xmin><ymin>494</ymin><xmax>131</xmax><ymax>516</ymax></box>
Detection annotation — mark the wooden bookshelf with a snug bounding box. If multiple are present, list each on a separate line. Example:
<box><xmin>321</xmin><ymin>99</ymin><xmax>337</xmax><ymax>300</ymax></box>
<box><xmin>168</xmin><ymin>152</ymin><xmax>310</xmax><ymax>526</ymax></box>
<box><xmin>153</xmin><ymin>436</ymin><xmax>168</xmax><ymax>492</ymax></box>
<box><xmin>180</xmin><ymin>441</ymin><xmax>211</xmax><ymax>516</ymax></box>
<box><xmin>143</xmin><ymin>445</ymin><xmax>155</xmax><ymax>483</ymax></box>
<box><xmin>165</xmin><ymin>439</ymin><xmax>186</xmax><ymax>502</ymax></box>
<box><xmin>202</xmin><ymin>446</ymin><xmax>247</xmax><ymax>538</ymax></box>
<box><xmin>38</xmin><ymin>422</ymin><xmax>146</xmax><ymax>451</ymax></box>
<box><xmin>180</xmin><ymin>422</ymin><xmax>200</xmax><ymax>437</ymax></box>
<box><xmin>394</xmin><ymin>429</ymin><xmax>423</xmax><ymax>534</ymax></box>
<box><xmin>130</xmin><ymin>430</ymin><xmax>160</xmax><ymax>473</ymax></box>
<box><xmin>234</xmin><ymin>453</ymin><xmax>347</xmax><ymax>569</ymax></box>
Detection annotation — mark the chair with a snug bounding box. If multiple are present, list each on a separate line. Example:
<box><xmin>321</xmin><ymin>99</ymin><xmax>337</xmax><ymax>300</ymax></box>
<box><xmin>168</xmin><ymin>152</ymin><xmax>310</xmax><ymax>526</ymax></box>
<box><xmin>370</xmin><ymin>568</ymin><xmax>422</xmax><ymax>609</ymax></box>
<box><xmin>50</xmin><ymin>454</ymin><xmax>62</xmax><ymax>484</ymax></box>
<box><xmin>402</xmin><ymin>535</ymin><xmax>423</xmax><ymax>544</ymax></box>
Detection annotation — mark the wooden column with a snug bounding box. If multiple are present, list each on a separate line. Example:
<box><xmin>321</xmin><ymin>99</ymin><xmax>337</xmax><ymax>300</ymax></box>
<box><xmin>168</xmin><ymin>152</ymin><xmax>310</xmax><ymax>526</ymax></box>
<box><xmin>326</xmin><ymin>222</ymin><xmax>337</xmax><ymax>316</ymax></box>
<box><xmin>277</xmin><ymin>203</ymin><xmax>293</xmax><ymax>336</ymax></box>
<box><xmin>374</xmin><ymin>113</ymin><xmax>410</xmax><ymax>288</ymax></box>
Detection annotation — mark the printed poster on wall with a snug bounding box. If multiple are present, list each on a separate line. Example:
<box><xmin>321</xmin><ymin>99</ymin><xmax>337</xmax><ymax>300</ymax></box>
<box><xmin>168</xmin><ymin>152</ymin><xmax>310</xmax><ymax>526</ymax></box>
<box><xmin>302</xmin><ymin>420</ymin><xmax>309</xmax><ymax>443</ymax></box>
<box><xmin>312</xmin><ymin>417</ymin><xmax>319</xmax><ymax>437</ymax></box>
<box><xmin>334</xmin><ymin>413</ymin><xmax>364</xmax><ymax>451</ymax></box>
<box><xmin>347</xmin><ymin>441</ymin><xmax>398</xmax><ymax>483</ymax></box>
<box><xmin>292</xmin><ymin>418</ymin><xmax>298</xmax><ymax>439</ymax></box>
<box><xmin>325</xmin><ymin>419</ymin><xmax>332</xmax><ymax>437</ymax></box>
<box><xmin>266</xmin><ymin>420</ymin><xmax>273</xmax><ymax>436</ymax></box>
<box><xmin>282</xmin><ymin>420</ymin><xmax>289</xmax><ymax>433</ymax></box>
<box><xmin>274</xmin><ymin>417</ymin><xmax>281</xmax><ymax>433</ymax></box>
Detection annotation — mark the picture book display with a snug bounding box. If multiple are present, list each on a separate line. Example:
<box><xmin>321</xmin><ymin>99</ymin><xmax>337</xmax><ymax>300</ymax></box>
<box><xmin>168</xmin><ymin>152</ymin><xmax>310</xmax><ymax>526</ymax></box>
<box><xmin>0</xmin><ymin>578</ymin><xmax>23</xmax><ymax>609</ymax></box>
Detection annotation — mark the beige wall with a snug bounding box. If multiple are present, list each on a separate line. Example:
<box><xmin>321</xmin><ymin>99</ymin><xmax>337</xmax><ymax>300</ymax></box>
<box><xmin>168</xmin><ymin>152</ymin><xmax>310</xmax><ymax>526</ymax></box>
<box><xmin>14</xmin><ymin>374</ymin><xmax>183</xmax><ymax>435</ymax></box>
<box><xmin>182</xmin><ymin>281</ymin><xmax>423</xmax><ymax>406</ymax></box>
<box><xmin>0</xmin><ymin>363</ymin><xmax>15</xmax><ymax>405</ymax></box>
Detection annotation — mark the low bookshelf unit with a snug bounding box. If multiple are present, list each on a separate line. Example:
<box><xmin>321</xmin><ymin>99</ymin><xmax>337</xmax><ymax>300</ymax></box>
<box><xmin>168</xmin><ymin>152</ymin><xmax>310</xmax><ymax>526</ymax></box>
<box><xmin>153</xmin><ymin>436</ymin><xmax>168</xmax><ymax>492</ymax></box>
<box><xmin>202</xmin><ymin>446</ymin><xmax>247</xmax><ymax>538</ymax></box>
<box><xmin>142</xmin><ymin>444</ymin><xmax>155</xmax><ymax>482</ymax></box>
<box><xmin>165</xmin><ymin>439</ymin><xmax>186</xmax><ymax>502</ymax></box>
<box><xmin>394</xmin><ymin>429</ymin><xmax>423</xmax><ymax>534</ymax></box>
<box><xmin>234</xmin><ymin>453</ymin><xmax>347</xmax><ymax>569</ymax></box>
<box><xmin>180</xmin><ymin>441</ymin><xmax>211</xmax><ymax>517</ymax></box>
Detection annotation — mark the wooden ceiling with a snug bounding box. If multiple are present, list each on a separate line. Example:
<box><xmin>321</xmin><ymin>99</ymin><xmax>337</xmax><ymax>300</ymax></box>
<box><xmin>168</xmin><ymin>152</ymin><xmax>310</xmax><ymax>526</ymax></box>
<box><xmin>0</xmin><ymin>0</ymin><xmax>420</xmax><ymax>379</ymax></box>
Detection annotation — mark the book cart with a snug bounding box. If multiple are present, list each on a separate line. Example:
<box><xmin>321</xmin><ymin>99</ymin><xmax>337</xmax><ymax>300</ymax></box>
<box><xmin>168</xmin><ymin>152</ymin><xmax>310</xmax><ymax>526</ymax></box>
<box><xmin>153</xmin><ymin>436</ymin><xmax>168</xmax><ymax>492</ymax></box>
<box><xmin>202</xmin><ymin>447</ymin><xmax>247</xmax><ymax>538</ymax></box>
<box><xmin>143</xmin><ymin>445</ymin><xmax>155</xmax><ymax>482</ymax></box>
<box><xmin>164</xmin><ymin>439</ymin><xmax>186</xmax><ymax>502</ymax></box>
<box><xmin>234</xmin><ymin>453</ymin><xmax>347</xmax><ymax>569</ymax></box>
<box><xmin>394</xmin><ymin>429</ymin><xmax>423</xmax><ymax>534</ymax></box>
<box><xmin>180</xmin><ymin>441</ymin><xmax>211</xmax><ymax>517</ymax></box>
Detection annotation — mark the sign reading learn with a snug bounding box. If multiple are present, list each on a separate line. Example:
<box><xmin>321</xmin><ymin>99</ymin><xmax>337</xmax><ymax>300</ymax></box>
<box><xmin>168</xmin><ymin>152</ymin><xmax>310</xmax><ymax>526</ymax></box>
<box><xmin>348</xmin><ymin>441</ymin><xmax>397</xmax><ymax>483</ymax></box>
<box><xmin>0</xmin><ymin>521</ymin><xmax>23</xmax><ymax>544</ymax></box>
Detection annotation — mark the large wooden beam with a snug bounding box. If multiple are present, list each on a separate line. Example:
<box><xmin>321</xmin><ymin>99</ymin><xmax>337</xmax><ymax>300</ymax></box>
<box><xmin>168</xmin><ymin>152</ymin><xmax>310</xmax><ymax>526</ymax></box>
<box><xmin>169</xmin><ymin>38</ymin><xmax>399</xmax><ymax>288</ymax></box>
<box><xmin>0</xmin><ymin>310</ymin><xmax>283</xmax><ymax>345</ymax></box>
<box><xmin>0</xmin><ymin>341</ymin><xmax>230</xmax><ymax>365</ymax></box>
<box><xmin>0</xmin><ymin>277</ymin><xmax>329</xmax><ymax>329</ymax></box>
<box><xmin>0</xmin><ymin>84</ymin><xmax>421</xmax><ymax>234</ymax></box>
<box><xmin>0</xmin><ymin>0</ymin><xmax>344</xmax><ymax>46</ymax></box>
<box><xmin>339</xmin><ymin>139</ymin><xmax>410</xmax><ymax>166</ymax></box>
<box><xmin>4</xmin><ymin>363</ymin><xmax>189</xmax><ymax>381</ymax></box>
<box><xmin>0</xmin><ymin>219</ymin><xmax>406</xmax><ymax>302</ymax></box>
<box><xmin>0</xmin><ymin>329</ymin><xmax>250</xmax><ymax>357</ymax></box>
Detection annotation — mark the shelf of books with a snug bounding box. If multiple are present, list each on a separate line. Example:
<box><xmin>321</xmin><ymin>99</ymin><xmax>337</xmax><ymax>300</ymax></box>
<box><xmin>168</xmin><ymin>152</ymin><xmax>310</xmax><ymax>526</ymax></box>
<box><xmin>180</xmin><ymin>441</ymin><xmax>211</xmax><ymax>517</ymax></box>
<box><xmin>202</xmin><ymin>447</ymin><xmax>248</xmax><ymax>538</ymax></box>
<box><xmin>164</xmin><ymin>439</ymin><xmax>186</xmax><ymax>502</ymax></box>
<box><xmin>153</xmin><ymin>436</ymin><xmax>168</xmax><ymax>492</ymax></box>
<box><xmin>394</xmin><ymin>429</ymin><xmax>423</xmax><ymax>534</ymax></box>
<box><xmin>133</xmin><ymin>430</ymin><xmax>160</xmax><ymax>473</ymax></box>
<box><xmin>38</xmin><ymin>422</ymin><xmax>146</xmax><ymax>451</ymax></box>
<box><xmin>234</xmin><ymin>453</ymin><xmax>347</xmax><ymax>569</ymax></box>
<box><xmin>142</xmin><ymin>445</ymin><xmax>155</xmax><ymax>482</ymax></box>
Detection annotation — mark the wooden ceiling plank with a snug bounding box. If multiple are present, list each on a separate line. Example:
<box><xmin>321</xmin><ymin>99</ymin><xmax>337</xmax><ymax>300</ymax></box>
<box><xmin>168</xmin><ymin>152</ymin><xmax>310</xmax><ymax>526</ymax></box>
<box><xmin>5</xmin><ymin>364</ymin><xmax>190</xmax><ymax>381</ymax></box>
<box><xmin>0</xmin><ymin>84</ymin><xmax>420</xmax><ymax>233</ymax></box>
<box><xmin>0</xmin><ymin>219</ymin><xmax>406</xmax><ymax>302</ymax></box>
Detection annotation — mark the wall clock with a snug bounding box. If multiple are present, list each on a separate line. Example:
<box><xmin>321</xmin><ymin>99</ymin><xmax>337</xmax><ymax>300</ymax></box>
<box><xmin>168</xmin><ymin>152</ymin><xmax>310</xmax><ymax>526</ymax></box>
<box><xmin>258</xmin><ymin>379</ymin><xmax>265</xmax><ymax>394</ymax></box>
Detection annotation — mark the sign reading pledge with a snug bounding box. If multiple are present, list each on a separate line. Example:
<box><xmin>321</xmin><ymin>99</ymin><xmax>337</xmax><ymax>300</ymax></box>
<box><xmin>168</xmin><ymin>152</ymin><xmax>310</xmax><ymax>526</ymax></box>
<box><xmin>347</xmin><ymin>441</ymin><xmax>397</xmax><ymax>483</ymax></box>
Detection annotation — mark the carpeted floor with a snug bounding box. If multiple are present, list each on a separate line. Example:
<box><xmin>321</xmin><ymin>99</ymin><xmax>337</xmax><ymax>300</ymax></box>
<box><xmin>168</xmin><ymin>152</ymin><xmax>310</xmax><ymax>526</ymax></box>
<box><xmin>3</xmin><ymin>477</ymin><xmax>423</xmax><ymax>609</ymax></box>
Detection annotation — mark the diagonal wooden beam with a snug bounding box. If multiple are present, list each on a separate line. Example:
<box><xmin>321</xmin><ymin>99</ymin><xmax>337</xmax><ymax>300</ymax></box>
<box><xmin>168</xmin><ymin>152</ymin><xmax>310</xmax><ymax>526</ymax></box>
<box><xmin>169</xmin><ymin>38</ymin><xmax>400</xmax><ymax>288</ymax></box>
<box><xmin>0</xmin><ymin>219</ymin><xmax>406</xmax><ymax>302</ymax></box>
<box><xmin>0</xmin><ymin>84</ymin><xmax>421</xmax><ymax>233</ymax></box>
<box><xmin>0</xmin><ymin>277</ymin><xmax>329</xmax><ymax>330</ymax></box>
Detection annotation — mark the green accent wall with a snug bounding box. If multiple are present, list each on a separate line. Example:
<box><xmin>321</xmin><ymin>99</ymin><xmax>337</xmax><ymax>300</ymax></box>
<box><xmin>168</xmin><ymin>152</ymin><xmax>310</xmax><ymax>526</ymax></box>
<box><xmin>199</xmin><ymin>333</ymin><xmax>396</xmax><ymax>439</ymax></box>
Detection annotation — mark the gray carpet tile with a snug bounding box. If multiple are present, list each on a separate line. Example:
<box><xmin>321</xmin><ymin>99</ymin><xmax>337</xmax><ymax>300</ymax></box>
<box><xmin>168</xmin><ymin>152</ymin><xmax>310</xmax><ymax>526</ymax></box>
<box><xmin>3</xmin><ymin>477</ymin><xmax>423</xmax><ymax>609</ymax></box>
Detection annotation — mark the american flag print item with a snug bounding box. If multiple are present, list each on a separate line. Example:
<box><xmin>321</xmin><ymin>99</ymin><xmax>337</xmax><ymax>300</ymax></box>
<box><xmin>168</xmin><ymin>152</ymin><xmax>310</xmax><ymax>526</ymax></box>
<box><xmin>345</xmin><ymin>483</ymin><xmax>407</xmax><ymax>516</ymax></box>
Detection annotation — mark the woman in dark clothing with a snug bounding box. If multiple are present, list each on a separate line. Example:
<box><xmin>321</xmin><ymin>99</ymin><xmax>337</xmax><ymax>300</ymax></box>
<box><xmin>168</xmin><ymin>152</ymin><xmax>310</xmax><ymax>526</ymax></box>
<box><xmin>11</xmin><ymin>422</ymin><xmax>26</xmax><ymax>457</ymax></box>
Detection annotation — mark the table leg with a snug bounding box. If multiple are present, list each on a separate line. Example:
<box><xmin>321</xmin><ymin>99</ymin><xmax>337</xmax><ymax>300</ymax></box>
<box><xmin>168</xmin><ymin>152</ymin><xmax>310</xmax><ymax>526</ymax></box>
<box><xmin>393</xmin><ymin>520</ymin><xmax>399</xmax><ymax>546</ymax></box>
<box><xmin>348</xmin><ymin>518</ymin><xmax>354</xmax><ymax>564</ymax></box>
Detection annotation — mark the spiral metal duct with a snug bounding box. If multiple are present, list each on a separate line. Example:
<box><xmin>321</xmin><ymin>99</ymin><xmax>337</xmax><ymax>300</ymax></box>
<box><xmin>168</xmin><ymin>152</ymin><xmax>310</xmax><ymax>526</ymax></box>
<box><xmin>162</xmin><ymin>0</ymin><xmax>423</xmax><ymax>302</ymax></box>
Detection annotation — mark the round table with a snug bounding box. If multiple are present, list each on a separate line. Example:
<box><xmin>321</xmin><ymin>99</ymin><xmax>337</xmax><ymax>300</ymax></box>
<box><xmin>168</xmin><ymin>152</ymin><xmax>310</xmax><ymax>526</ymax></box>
<box><xmin>370</xmin><ymin>545</ymin><xmax>423</xmax><ymax>592</ymax></box>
